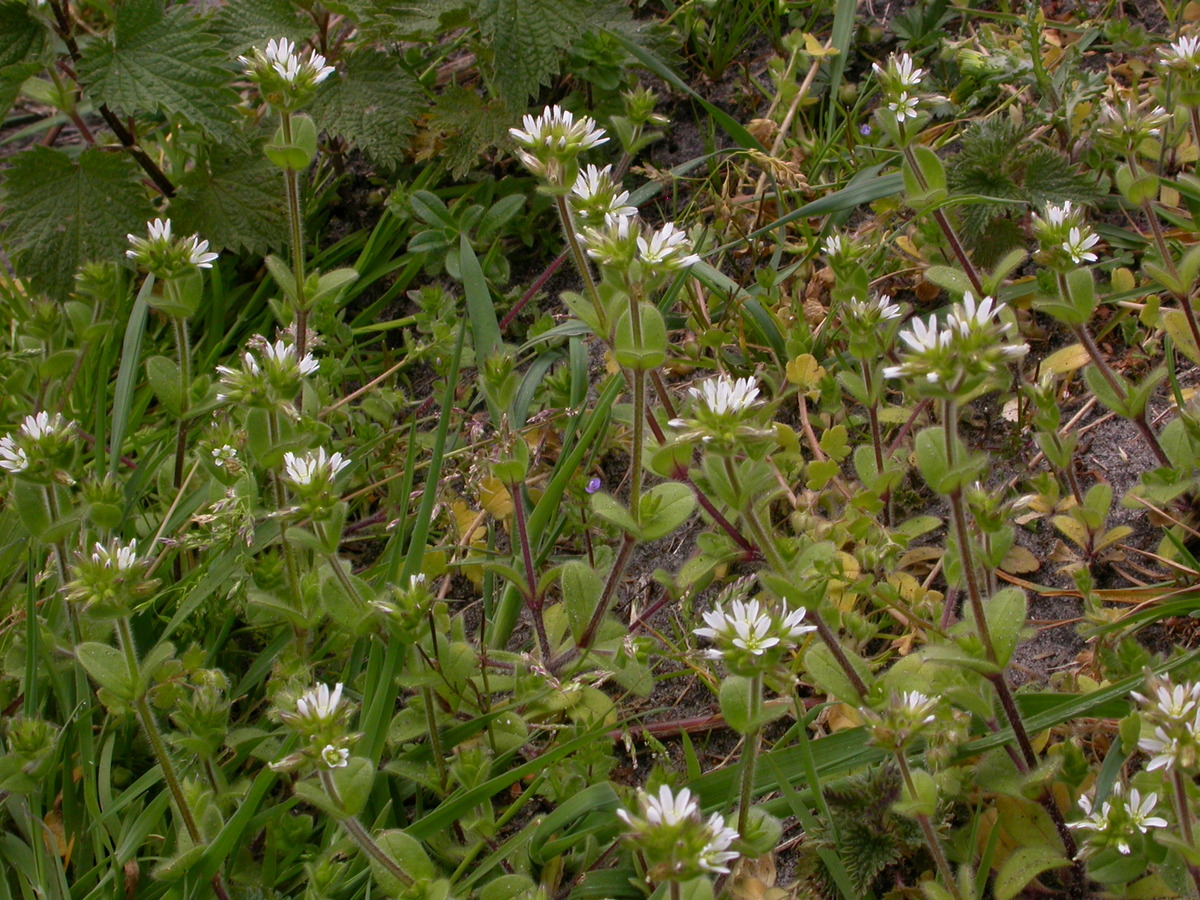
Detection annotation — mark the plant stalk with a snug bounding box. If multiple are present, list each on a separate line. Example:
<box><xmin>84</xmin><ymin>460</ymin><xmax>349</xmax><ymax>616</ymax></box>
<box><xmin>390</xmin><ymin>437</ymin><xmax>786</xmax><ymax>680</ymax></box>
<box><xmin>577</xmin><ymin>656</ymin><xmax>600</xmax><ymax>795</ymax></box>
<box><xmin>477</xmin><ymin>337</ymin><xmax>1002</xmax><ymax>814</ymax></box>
<box><xmin>555</xmin><ymin>195</ymin><xmax>607</xmax><ymax>331</ymax></box>
<box><xmin>318</xmin><ymin>769</ymin><xmax>413</xmax><ymax>887</ymax></box>
<box><xmin>171</xmin><ymin>314</ymin><xmax>192</xmax><ymax>490</ymax></box>
<box><xmin>901</xmin><ymin>145</ymin><xmax>984</xmax><ymax>296</ymax></box>
<box><xmin>280</xmin><ymin>112</ymin><xmax>310</xmax><ymax>362</ymax></box>
<box><xmin>737</xmin><ymin>673</ymin><xmax>764</xmax><ymax>836</ymax></box>
<box><xmin>895</xmin><ymin>753</ymin><xmax>962</xmax><ymax>900</ymax></box>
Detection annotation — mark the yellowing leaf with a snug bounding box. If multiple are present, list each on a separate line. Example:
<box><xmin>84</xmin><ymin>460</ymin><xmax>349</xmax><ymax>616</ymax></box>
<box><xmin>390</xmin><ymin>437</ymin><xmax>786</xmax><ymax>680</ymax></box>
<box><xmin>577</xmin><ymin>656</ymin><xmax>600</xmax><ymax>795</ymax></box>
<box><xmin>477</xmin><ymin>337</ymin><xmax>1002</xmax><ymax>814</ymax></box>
<box><xmin>479</xmin><ymin>475</ymin><xmax>514</xmax><ymax>518</ymax></box>
<box><xmin>1040</xmin><ymin>343</ymin><xmax>1088</xmax><ymax>374</ymax></box>
<box><xmin>1000</xmin><ymin>545</ymin><xmax>1041</xmax><ymax>574</ymax></box>
<box><xmin>825</xmin><ymin>703</ymin><xmax>862</xmax><ymax>732</ymax></box>
<box><xmin>1052</xmin><ymin>515</ymin><xmax>1088</xmax><ymax>549</ymax></box>
<box><xmin>1111</xmin><ymin>266</ymin><xmax>1136</xmax><ymax>293</ymax></box>
<box><xmin>1163</xmin><ymin>309</ymin><xmax>1200</xmax><ymax>365</ymax></box>
<box><xmin>786</xmin><ymin>353</ymin><xmax>825</xmax><ymax>388</ymax></box>
<box><xmin>802</xmin><ymin>32</ymin><xmax>838</xmax><ymax>58</ymax></box>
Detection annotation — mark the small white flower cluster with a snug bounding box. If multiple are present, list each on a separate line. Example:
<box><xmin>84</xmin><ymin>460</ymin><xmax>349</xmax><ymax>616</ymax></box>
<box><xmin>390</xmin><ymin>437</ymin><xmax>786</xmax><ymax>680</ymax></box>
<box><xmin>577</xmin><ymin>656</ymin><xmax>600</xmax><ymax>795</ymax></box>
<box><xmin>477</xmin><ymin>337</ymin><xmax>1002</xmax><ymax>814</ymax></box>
<box><xmin>1068</xmin><ymin>784</ymin><xmax>1168</xmax><ymax>857</ymax></box>
<box><xmin>275</xmin><ymin>682</ymin><xmax>355</xmax><ymax>771</ymax></box>
<box><xmin>843</xmin><ymin>293</ymin><xmax>903</xmax><ymax>329</ymax></box>
<box><xmin>283</xmin><ymin>447</ymin><xmax>350</xmax><ymax>489</ymax></box>
<box><xmin>126</xmin><ymin>218</ymin><xmax>218</xmax><ymax>275</ymax></box>
<box><xmin>1031</xmin><ymin>201</ymin><xmax>1101</xmax><ymax>268</ymax></box>
<box><xmin>511</xmin><ymin>104</ymin><xmax>700</xmax><ymax>275</ymax></box>
<box><xmin>863</xmin><ymin>690</ymin><xmax>940</xmax><ymax>751</ymax></box>
<box><xmin>90</xmin><ymin>538</ymin><xmax>141</xmax><ymax>573</ymax></box>
<box><xmin>0</xmin><ymin>411</ymin><xmax>76</xmax><ymax>479</ymax></box>
<box><xmin>694</xmin><ymin>589</ymin><xmax>815</xmax><ymax>676</ymax></box>
<box><xmin>1133</xmin><ymin>678</ymin><xmax>1200</xmax><ymax>773</ymax></box>
<box><xmin>1098</xmin><ymin>98</ymin><xmax>1171</xmax><ymax>152</ymax></box>
<box><xmin>882</xmin><ymin>292</ymin><xmax>1028</xmax><ymax>393</ymax></box>
<box><xmin>668</xmin><ymin>375</ymin><xmax>772</xmax><ymax>447</ymax></box>
<box><xmin>872</xmin><ymin>52</ymin><xmax>933</xmax><ymax>126</ymax></box>
<box><xmin>1160</xmin><ymin>34</ymin><xmax>1200</xmax><ymax>73</ymax></box>
<box><xmin>66</xmin><ymin>537</ymin><xmax>155</xmax><ymax>617</ymax></box>
<box><xmin>239</xmin><ymin>38</ymin><xmax>334</xmax><ymax>110</ymax></box>
<box><xmin>215</xmin><ymin>335</ymin><xmax>319</xmax><ymax>412</ymax></box>
<box><xmin>617</xmin><ymin>785</ymin><xmax>740</xmax><ymax>879</ymax></box>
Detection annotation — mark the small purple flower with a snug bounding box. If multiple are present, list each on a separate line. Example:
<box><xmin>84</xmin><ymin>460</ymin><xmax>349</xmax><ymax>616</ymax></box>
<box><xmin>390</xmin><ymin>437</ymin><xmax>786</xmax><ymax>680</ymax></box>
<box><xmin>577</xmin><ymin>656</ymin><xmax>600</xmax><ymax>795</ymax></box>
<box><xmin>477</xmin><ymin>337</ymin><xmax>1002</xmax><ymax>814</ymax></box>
<box><xmin>586</xmin><ymin>476</ymin><xmax>602</xmax><ymax>494</ymax></box>
<box><xmin>860</xmin><ymin>124</ymin><xmax>872</xmax><ymax>136</ymax></box>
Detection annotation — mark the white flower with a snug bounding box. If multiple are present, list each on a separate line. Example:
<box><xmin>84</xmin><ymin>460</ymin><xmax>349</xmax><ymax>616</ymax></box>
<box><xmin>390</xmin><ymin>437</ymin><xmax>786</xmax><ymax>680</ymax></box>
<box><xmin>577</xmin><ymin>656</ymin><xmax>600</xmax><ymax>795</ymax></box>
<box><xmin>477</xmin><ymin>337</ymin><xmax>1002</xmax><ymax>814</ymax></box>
<box><xmin>91</xmin><ymin>539</ymin><xmax>139</xmax><ymax>572</ymax></box>
<box><xmin>698</xmin><ymin>813</ymin><xmax>740</xmax><ymax>873</ymax></box>
<box><xmin>845</xmin><ymin>294</ymin><xmax>902</xmax><ymax>323</ymax></box>
<box><xmin>822</xmin><ymin>234</ymin><xmax>845</xmax><ymax>257</ymax></box>
<box><xmin>242</xmin><ymin>37</ymin><xmax>334</xmax><ymax>87</ymax></box>
<box><xmin>695</xmin><ymin>598</ymin><xmax>815</xmax><ymax>661</ymax></box>
<box><xmin>636</xmin><ymin>221</ymin><xmax>700</xmax><ymax>269</ymax></box>
<box><xmin>1061</xmin><ymin>226</ymin><xmax>1100</xmax><ymax>264</ymax></box>
<box><xmin>949</xmin><ymin>292</ymin><xmax>1001</xmax><ymax>335</ymax></box>
<box><xmin>211</xmin><ymin>445</ymin><xmax>238</xmax><ymax>468</ymax></box>
<box><xmin>296</xmin><ymin>683</ymin><xmax>344</xmax><ymax>724</ymax></box>
<box><xmin>570</xmin><ymin>164</ymin><xmax>637</xmax><ymax>222</ymax></box>
<box><xmin>897</xmin><ymin>690</ymin><xmax>939</xmax><ymax>725</ymax></box>
<box><xmin>283</xmin><ymin>447</ymin><xmax>350</xmax><ymax>487</ymax></box>
<box><xmin>1070</xmin><ymin>785</ymin><xmax>1169</xmax><ymax>855</ymax></box>
<box><xmin>1140</xmin><ymin>723</ymin><xmax>1183</xmax><ymax>771</ymax></box>
<box><xmin>0</xmin><ymin>437</ymin><xmax>27</xmax><ymax>473</ymax></box>
<box><xmin>262</xmin><ymin>340</ymin><xmax>319</xmax><ymax>376</ymax></box>
<box><xmin>320</xmin><ymin>744</ymin><xmax>350</xmax><ymax>768</ymax></box>
<box><xmin>898</xmin><ymin>314</ymin><xmax>951</xmax><ymax>355</ymax></box>
<box><xmin>644</xmin><ymin>785</ymin><xmax>699</xmax><ymax>827</ymax></box>
<box><xmin>184</xmin><ymin>235</ymin><xmax>219</xmax><ymax>268</ymax></box>
<box><xmin>1162</xmin><ymin>34</ymin><xmax>1200</xmax><ymax>70</ymax></box>
<box><xmin>509</xmin><ymin>104</ymin><xmax>607</xmax><ymax>152</ymax></box>
<box><xmin>887</xmin><ymin>92</ymin><xmax>920</xmax><ymax>121</ymax></box>
<box><xmin>1042</xmin><ymin>200</ymin><xmax>1076</xmax><ymax>229</ymax></box>
<box><xmin>873</xmin><ymin>52</ymin><xmax>925</xmax><ymax>90</ymax></box>
<box><xmin>689</xmin><ymin>375</ymin><xmax>761</xmax><ymax>417</ymax></box>
<box><xmin>1134</xmin><ymin>680</ymin><xmax>1200</xmax><ymax>721</ymax></box>
<box><xmin>21</xmin><ymin>411</ymin><xmax>66</xmax><ymax>441</ymax></box>
<box><xmin>126</xmin><ymin>217</ymin><xmax>172</xmax><ymax>253</ymax></box>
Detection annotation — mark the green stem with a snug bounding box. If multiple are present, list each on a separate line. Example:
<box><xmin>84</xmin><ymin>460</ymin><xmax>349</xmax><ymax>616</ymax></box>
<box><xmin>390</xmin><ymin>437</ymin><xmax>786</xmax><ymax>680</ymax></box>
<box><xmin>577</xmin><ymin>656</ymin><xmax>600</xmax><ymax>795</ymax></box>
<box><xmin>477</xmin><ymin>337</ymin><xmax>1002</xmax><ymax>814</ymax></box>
<box><xmin>629</xmin><ymin>368</ymin><xmax>646</xmax><ymax>520</ymax></box>
<box><xmin>116</xmin><ymin>618</ymin><xmax>231</xmax><ymax>900</ymax></box>
<box><xmin>737</xmin><ymin>673</ymin><xmax>763</xmax><ymax>836</ymax></box>
<box><xmin>901</xmin><ymin>145</ymin><xmax>984</xmax><ymax>296</ymax></box>
<box><xmin>420</xmin><ymin>684</ymin><xmax>449</xmax><ymax>793</ymax></box>
<box><xmin>895</xmin><ymin>753</ymin><xmax>962</xmax><ymax>900</ymax></box>
<box><xmin>318</xmin><ymin>769</ymin><xmax>413</xmax><ymax>887</ymax></box>
<box><xmin>267</xmin><ymin>411</ymin><xmax>302</xmax><ymax>622</ymax></box>
<box><xmin>171</xmin><ymin>314</ymin><xmax>192</xmax><ymax>490</ymax></box>
<box><xmin>280</xmin><ymin>112</ymin><xmax>309</xmax><ymax>362</ymax></box>
<box><xmin>555</xmin><ymin>195</ymin><xmax>606</xmax><ymax>331</ymax></box>
<box><xmin>1171</xmin><ymin>767</ymin><xmax>1200</xmax><ymax>899</ymax></box>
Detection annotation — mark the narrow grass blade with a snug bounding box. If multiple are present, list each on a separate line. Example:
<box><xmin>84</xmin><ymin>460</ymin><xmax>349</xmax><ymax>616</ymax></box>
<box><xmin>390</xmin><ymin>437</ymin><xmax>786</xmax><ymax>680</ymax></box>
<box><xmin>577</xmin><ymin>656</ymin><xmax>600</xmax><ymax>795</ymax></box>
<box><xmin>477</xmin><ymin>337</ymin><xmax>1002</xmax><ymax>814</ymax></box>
<box><xmin>109</xmin><ymin>274</ymin><xmax>153</xmax><ymax>476</ymax></box>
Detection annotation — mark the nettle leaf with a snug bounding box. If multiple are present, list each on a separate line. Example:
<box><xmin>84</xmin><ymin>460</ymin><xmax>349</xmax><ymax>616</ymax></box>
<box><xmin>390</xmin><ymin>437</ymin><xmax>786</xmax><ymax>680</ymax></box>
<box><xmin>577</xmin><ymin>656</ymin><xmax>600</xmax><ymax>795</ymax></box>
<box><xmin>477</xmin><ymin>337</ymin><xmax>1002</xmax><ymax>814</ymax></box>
<box><xmin>212</xmin><ymin>0</ymin><xmax>309</xmax><ymax>55</ymax></box>
<box><xmin>0</xmin><ymin>1</ymin><xmax>47</xmax><ymax>68</ymax></box>
<box><xmin>309</xmin><ymin>50</ymin><xmax>420</xmax><ymax>169</ymax></box>
<box><xmin>425</xmin><ymin>84</ymin><xmax>513</xmax><ymax>179</ymax></box>
<box><xmin>78</xmin><ymin>0</ymin><xmax>238</xmax><ymax>138</ymax></box>
<box><xmin>0</xmin><ymin>146</ymin><xmax>154</xmax><ymax>299</ymax></box>
<box><xmin>476</xmin><ymin>0</ymin><xmax>625</xmax><ymax>103</ymax></box>
<box><xmin>171</xmin><ymin>145</ymin><xmax>287</xmax><ymax>256</ymax></box>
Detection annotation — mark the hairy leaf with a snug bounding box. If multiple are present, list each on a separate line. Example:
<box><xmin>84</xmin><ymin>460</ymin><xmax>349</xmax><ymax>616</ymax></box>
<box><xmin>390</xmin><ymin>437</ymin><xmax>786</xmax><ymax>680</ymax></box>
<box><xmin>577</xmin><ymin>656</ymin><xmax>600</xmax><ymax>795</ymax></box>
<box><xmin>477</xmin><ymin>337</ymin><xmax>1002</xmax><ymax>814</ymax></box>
<box><xmin>212</xmin><ymin>0</ymin><xmax>309</xmax><ymax>54</ymax></box>
<box><xmin>0</xmin><ymin>147</ymin><xmax>154</xmax><ymax>299</ymax></box>
<box><xmin>424</xmin><ymin>84</ymin><xmax>513</xmax><ymax>179</ymax></box>
<box><xmin>78</xmin><ymin>0</ymin><xmax>238</xmax><ymax>137</ymax></box>
<box><xmin>309</xmin><ymin>50</ymin><xmax>420</xmax><ymax>168</ymax></box>
<box><xmin>0</xmin><ymin>1</ymin><xmax>46</xmax><ymax>68</ymax></box>
<box><xmin>170</xmin><ymin>146</ymin><xmax>287</xmax><ymax>256</ymax></box>
<box><xmin>476</xmin><ymin>0</ymin><xmax>626</xmax><ymax>102</ymax></box>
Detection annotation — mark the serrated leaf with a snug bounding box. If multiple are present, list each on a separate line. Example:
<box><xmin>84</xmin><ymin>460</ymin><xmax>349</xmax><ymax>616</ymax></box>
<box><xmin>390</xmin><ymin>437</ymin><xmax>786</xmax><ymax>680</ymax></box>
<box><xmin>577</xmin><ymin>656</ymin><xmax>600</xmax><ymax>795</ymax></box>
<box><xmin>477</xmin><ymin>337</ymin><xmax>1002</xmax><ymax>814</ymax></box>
<box><xmin>171</xmin><ymin>146</ymin><xmax>286</xmax><ymax>256</ymax></box>
<box><xmin>309</xmin><ymin>50</ymin><xmax>420</xmax><ymax>169</ymax></box>
<box><xmin>0</xmin><ymin>1</ymin><xmax>47</xmax><ymax>69</ymax></box>
<box><xmin>425</xmin><ymin>84</ymin><xmax>514</xmax><ymax>178</ymax></box>
<box><xmin>78</xmin><ymin>0</ymin><xmax>238</xmax><ymax>138</ymax></box>
<box><xmin>0</xmin><ymin>146</ymin><xmax>154</xmax><ymax>299</ymax></box>
<box><xmin>212</xmin><ymin>0</ymin><xmax>308</xmax><ymax>55</ymax></box>
<box><xmin>0</xmin><ymin>62</ymin><xmax>41</xmax><ymax>121</ymax></box>
<box><xmin>476</xmin><ymin>0</ymin><xmax>617</xmax><ymax>102</ymax></box>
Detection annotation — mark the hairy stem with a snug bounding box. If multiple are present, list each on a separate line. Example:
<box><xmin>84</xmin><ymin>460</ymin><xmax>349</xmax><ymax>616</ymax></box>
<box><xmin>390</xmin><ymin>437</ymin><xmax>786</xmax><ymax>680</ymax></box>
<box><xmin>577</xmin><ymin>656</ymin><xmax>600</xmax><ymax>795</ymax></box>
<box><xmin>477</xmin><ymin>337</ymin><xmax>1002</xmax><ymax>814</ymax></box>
<box><xmin>509</xmin><ymin>479</ymin><xmax>552</xmax><ymax>660</ymax></box>
<box><xmin>555</xmin><ymin>195</ymin><xmax>607</xmax><ymax>331</ymax></box>
<box><xmin>319</xmin><ymin>769</ymin><xmax>413</xmax><ymax>887</ymax></box>
<box><xmin>737</xmin><ymin>674</ymin><xmax>764</xmax><ymax>836</ymax></box>
<box><xmin>901</xmin><ymin>145</ymin><xmax>984</xmax><ymax>296</ymax></box>
<box><xmin>895</xmin><ymin>754</ymin><xmax>962</xmax><ymax>900</ymax></box>
<box><xmin>280</xmin><ymin>112</ymin><xmax>309</xmax><ymax>362</ymax></box>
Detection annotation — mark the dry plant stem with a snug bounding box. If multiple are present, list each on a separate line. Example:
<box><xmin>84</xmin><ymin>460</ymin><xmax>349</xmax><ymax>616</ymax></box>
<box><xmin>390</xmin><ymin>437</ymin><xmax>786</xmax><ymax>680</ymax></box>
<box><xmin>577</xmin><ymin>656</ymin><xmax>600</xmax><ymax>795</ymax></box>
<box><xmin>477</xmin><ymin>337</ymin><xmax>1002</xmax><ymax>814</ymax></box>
<box><xmin>115</xmin><ymin>617</ymin><xmax>231</xmax><ymax>900</ymax></box>
<box><xmin>509</xmin><ymin>479</ymin><xmax>552</xmax><ymax>660</ymax></box>
<box><xmin>669</xmin><ymin>879</ymin><xmax>682</xmax><ymax>900</ymax></box>
<box><xmin>280</xmin><ymin>113</ymin><xmax>310</xmax><ymax>362</ymax></box>
<box><xmin>900</xmin><ymin>145</ymin><xmax>984</xmax><ymax>297</ymax></box>
<box><xmin>48</xmin><ymin>0</ymin><xmax>176</xmax><ymax>197</ymax></box>
<box><xmin>895</xmin><ymin>753</ymin><xmax>962</xmax><ymax>900</ymax></box>
<box><xmin>737</xmin><ymin>673</ymin><xmax>764</xmax><ymax>836</ymax></box>
<box><xmin>729</xmin><ymin>459</ymin><xmax>869</xmax><ymax>698</ymax></box>
<box><xmin>555</xmin><ymin>196</ymin><xmax>606</xmax><ymax>330</ymax></box>
<box><xmin>318</xmin><ymin>769</ymin><xmax>413</xmax><ymax>887</ymax></box>
<box><xmin>1171</xmin><ymin>767</ymin><xmax>1200</xmax><ymax>899</ymax></box>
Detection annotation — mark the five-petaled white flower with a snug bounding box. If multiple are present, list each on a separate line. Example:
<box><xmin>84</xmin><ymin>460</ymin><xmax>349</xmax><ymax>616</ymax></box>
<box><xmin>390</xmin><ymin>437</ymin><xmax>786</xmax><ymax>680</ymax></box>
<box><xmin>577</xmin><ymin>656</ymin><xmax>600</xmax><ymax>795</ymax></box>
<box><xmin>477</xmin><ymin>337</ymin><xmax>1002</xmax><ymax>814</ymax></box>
<box><xmin>91</xmin><ymin>539</ymin><xmax>140</xmax><ymax>572</ymax></box>
<box><xmin>1070</xmin><ymin>785</ymin><xmax>1169</xmax><ymax>856</ymax></box>
<box><xmin>1161</xmin><ymin>34</ymin><xmax>1200</xmax><ymax>70</ymax></box>
<box><xmin>637</xmin><ymin>221</ymin><xmax>700</xmax><ymax>270</ymax></box>
<box><xmin>569</xmin><ymin>164</ymin><xmax>637</xmax><ymax>224</ymax></box>
<box><xmin>242</xmin><ymin>37</ymin><xmax>334</xmax><ymax>87</ymax></box>
<box><xmin>888</xmin><ymin>92</ymin><xmax>920</xmax><ymax>121</ymax></box>
<box><xmin>1061</xmin><ymin>226</ymin><xmax>1100</xmax><ymax>264</ymax></box>
<box><xmin>127</xmin><ymin>218</ymin><xmax>218</xmax><ymax>273</ymax></box>
<box><xmin>874</xmin><ymin>52</ymin><xmax>925</xmax><ymax>90</ymax></box>
<box><xmin>211</xmin><ymin>445</ymin><xmax>238</xmax><ymax>468</ymax></box>
<box><xmin>1134</xmin><ymin>681</ymin><xmax>1200</xmax><ymax>721</ymax></box>
<box><xmin>0</xmin><ymin>438</ymin><xmax>28</xmax><ymax>473</ymax></box>
<box><xmin>698</xmin><ymin>813</ymin><xmax>740</xmax><ymax>873</ymax></box>
<box><xmin>262</xmin><ymin>340</ymin><xmax>319</xmax><ymax>377</ymax></box>
<box><xmin>509</xmin><ymin>104</ymin><xmax>608</xmax><ymax>153</ymax></box>
<box><xmin>617</xmin><ymin>784</ymin><xmax>741</xmax><ymax>877</ymax></box>
<box><xmin>320</xmin><ymin>744</ymin><xmax>350</xmax><ymax>768</ymax></box>
<box><xmin>845</xmin><ymin>294</ymin><xmax>902</xmax><ymax>324</ymax></box>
